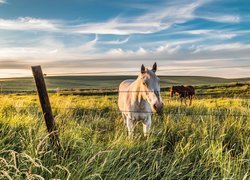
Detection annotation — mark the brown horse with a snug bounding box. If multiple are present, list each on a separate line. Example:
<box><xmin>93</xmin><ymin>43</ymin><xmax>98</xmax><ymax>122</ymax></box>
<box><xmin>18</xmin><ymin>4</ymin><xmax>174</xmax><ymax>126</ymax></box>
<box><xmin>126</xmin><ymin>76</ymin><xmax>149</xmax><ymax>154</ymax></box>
<box><xmin>170</xmin><ymin>85</ymin><xmax>195</xmax><ymax>106</ymax></box>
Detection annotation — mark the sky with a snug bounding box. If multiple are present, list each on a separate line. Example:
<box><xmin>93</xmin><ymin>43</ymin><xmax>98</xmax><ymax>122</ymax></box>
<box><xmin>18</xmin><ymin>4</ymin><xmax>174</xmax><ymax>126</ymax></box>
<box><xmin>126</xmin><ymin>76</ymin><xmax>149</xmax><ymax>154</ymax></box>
<box><xmin>0</xmin><ymin>0</ymin><xmax>249</xmax><ymax>78</ymax></box>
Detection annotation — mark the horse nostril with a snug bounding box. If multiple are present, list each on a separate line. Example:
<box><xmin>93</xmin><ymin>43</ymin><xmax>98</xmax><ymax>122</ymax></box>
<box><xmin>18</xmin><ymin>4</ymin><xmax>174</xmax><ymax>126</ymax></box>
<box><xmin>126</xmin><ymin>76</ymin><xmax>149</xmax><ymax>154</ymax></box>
<box><xmin>153</xmin><ymin>104</ymin><xmax>157</xmax><ymax>110</ymax></box>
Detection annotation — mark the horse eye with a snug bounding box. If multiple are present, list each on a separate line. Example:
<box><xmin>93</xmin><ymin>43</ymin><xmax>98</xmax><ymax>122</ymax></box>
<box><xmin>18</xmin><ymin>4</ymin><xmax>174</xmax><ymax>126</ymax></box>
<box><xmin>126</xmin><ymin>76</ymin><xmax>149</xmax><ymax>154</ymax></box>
<box><xmin>143</xmin><ymin>82</ymin><xmax>147</xmax><ymax>86</ymax></box>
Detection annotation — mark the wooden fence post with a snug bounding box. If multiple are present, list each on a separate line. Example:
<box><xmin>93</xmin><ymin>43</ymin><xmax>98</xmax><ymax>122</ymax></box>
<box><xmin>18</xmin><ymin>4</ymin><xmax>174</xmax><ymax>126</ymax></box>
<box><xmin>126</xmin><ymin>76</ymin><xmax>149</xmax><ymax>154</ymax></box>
<box><xmin>31</xmin><ymin>66</ymin><xmax>60</xmax><ymax>149</ymax></box>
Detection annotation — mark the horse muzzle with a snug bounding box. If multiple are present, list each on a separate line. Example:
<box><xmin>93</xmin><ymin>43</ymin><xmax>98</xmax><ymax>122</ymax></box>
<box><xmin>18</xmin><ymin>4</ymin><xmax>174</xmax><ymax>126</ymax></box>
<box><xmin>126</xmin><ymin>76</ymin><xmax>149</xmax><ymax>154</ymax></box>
<box><xmin>153</xmin><ymin>102</ymin><xmax>163</xmax><ymax>114</ymax></box>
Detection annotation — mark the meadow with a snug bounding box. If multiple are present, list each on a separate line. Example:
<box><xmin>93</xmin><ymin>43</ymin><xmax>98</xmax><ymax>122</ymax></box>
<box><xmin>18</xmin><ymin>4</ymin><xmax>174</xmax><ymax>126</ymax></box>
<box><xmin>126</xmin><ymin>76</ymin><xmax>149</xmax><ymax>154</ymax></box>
<box><xmin>1</xmin><ymin>75</ymin><xmax>250</xmax><ymax>91</ymax></box>
<box><xmin>0</xmin><ymin>77</ymin><xmax>250</xmax><ymax>179</ymax></box>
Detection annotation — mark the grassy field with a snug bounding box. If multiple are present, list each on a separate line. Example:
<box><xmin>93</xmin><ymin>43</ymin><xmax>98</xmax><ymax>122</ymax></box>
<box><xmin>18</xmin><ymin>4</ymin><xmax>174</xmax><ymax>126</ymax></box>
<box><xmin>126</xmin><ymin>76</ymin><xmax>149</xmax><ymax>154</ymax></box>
<box><xmin>0</xmin><ymin>76</ymin><xmax>249</xmax><ymax>179</ymax></box>
<box><xmin>0</xmin><ymin>83</ymin><xmax>250</xmax><ymax>179</ymax></box>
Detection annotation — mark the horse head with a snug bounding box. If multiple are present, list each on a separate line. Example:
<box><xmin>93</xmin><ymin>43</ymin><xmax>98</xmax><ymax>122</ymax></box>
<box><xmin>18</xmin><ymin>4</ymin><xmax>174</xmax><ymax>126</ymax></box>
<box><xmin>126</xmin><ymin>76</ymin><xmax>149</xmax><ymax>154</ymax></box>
<box><xmin>139</xmin><ymin>62</ymin><xmax>163</xmax><ymax>114</ymax></box>
<box><xmin>170</xmin><ymin>86</ymin><xmax>175</xmax><ymax>97</ymax></box>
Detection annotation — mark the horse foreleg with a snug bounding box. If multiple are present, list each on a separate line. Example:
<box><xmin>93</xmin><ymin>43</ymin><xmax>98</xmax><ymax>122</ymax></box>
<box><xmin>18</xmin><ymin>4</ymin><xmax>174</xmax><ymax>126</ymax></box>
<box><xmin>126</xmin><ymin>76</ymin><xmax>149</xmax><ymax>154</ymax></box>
<box><xmin>126</xmin><ymin>117</ymin><xmax>134</xmax><ymax>139</ymax></box>
<box><xmin>143</xmin><ymin>116</ymin><xmax>152</xmax><ymax>138</ymax></box>
<box><xmin>122</xmin><ymin>113</ymin><xmax>126</xmax><ymax>125</ymax></box>
<box><xmin>184</xmin><ymin>98</ymin><xmax>187</xmax><ymax>106</ymax></box>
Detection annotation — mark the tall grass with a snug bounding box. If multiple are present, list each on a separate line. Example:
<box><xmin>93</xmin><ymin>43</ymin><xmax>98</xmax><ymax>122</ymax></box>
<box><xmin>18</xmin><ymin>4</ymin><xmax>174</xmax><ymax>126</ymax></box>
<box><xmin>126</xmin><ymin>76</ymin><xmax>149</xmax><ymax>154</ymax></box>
<box><xmin>0</xmin><ymin>94</ymin><xmax>249</xmax><ymax>179</ymax></box>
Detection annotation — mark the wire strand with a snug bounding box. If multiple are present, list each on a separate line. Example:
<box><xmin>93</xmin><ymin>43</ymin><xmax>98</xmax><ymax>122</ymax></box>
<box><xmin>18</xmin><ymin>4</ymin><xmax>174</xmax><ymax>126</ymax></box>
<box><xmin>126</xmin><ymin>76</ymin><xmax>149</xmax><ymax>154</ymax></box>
<box><xmin>2</xmin><ymin>106</ymin><xmax>250</xmax><ymax>117</ymax></box>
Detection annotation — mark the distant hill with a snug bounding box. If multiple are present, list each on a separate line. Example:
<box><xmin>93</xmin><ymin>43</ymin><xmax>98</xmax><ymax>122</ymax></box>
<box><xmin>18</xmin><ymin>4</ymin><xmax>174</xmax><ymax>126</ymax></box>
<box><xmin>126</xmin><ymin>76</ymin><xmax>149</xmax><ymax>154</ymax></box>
<box><xmin>0</xmin><ymin>76</ymin><xmax>249</xmax><ymax>92</ymax></box>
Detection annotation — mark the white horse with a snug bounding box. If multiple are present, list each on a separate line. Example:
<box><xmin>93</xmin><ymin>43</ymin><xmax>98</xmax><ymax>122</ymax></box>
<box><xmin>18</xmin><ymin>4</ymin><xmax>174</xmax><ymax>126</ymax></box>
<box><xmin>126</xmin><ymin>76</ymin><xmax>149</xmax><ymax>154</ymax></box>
<box><xmin>118</xmin><ymin>62</ymin><xmax>163</xmax><ymax>138</ymax></box>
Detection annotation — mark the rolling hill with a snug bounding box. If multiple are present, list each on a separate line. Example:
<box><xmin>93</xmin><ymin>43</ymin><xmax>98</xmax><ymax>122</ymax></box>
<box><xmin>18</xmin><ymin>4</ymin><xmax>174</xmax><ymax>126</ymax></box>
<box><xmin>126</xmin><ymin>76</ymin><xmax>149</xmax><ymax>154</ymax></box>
<box><xmin>0</xmin><ymin>76</ymin><xmax>249</xmax><ymax>92</ymax></box>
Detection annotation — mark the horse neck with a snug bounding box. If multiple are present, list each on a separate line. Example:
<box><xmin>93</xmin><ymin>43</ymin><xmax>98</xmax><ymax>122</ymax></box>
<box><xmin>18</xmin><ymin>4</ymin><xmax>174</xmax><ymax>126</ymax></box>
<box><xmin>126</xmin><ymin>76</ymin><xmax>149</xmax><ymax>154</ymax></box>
<box><xmin>131</xmin><ymin>78</ymin><xmax>145</xmax><ymax>104</ymax></box>
<box><xmin>177</xmin><ymin>86</ymin><xmax>184</xmax><ymax>93</ymax></box>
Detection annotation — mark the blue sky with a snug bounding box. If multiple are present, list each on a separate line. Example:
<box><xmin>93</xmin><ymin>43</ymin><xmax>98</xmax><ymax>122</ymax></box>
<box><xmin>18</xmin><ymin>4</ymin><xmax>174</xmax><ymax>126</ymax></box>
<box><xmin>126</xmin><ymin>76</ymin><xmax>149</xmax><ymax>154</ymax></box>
<box><xmin>0</xmin><ymin>0</ymin><xmax>249</xmax><ymax>78</ymax></box>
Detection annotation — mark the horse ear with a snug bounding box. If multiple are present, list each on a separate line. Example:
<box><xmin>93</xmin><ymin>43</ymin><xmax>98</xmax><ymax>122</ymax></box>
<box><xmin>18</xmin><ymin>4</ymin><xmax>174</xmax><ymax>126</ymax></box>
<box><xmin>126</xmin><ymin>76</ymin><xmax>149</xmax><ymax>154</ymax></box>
<box><xmin>152</xmin><ymin>62</ymin><xmax>157</xmax><ymax>72</ymax></box>
<box><xmin>141</xmin><ymin>64</ymin><xmax>146</xmax><ymax>74</ymax></box>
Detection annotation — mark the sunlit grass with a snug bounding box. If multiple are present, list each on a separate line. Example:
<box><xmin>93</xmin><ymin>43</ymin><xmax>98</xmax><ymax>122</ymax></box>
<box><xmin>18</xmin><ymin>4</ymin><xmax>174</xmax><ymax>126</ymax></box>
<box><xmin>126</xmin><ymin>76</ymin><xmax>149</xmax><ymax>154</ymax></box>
<box><xmin>0</xmin><ymin>93</ymin><xmax>249</xmax><ymax>179</ymax></box>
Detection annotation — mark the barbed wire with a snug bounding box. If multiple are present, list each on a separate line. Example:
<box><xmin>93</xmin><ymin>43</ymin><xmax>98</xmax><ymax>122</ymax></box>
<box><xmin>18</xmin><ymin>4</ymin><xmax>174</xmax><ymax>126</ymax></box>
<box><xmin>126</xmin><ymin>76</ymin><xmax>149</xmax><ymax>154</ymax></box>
<box><xmin>1</xmin><ymin>88</ymin><xmax>248</xmax><ymax>92</ymax></box>
<box><xmin>1</xmin><ymin>105</ymin><xmax>249</xmax><ymax>117</ymax></box>
<box><xmin>118</xmin><ymin>91</ymin><xmax>194</xmax><ymax>93</ymax></box>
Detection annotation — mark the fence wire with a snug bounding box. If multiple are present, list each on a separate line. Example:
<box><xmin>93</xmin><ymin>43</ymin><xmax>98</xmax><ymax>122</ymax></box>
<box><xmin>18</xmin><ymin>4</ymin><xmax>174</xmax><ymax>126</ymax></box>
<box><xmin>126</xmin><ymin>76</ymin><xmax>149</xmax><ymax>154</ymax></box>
<box><xmin>1</xmin><ymin>105</ymin><xmax>249</xmax><ymax>117</ymax></box>
<box><xmin>1</xmin><ymin>88</ymin><xmax>249</xmax><ymax>117</ymax></box>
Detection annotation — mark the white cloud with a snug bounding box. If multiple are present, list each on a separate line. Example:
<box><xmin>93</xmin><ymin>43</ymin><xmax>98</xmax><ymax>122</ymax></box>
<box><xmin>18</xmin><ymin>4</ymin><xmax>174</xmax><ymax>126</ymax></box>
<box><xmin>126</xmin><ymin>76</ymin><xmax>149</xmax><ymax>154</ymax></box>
<box><xmin>75</xmin><ymin>34</ymin><xmax>98</xmax><ymax>52</ymax></box>
<box><xmin>200</xmin><ymin>14</ymin><xmax>240</xmax><ymax>23</ymax></box>
<box><xmin>175</xmin><ymin>29</ymin><xmax>237</xmax><ymax>40</ymax></box>
<box><xmin>183</xmin><ymin>29</ymin><xmax>212</xmax><ymax>35</ymax></box>
<box><xmin>0</xmin><ymin>69</ymin><xmax>31</xmax><ymax>78</ymax></box>
<box><xmin>0</xmin><ymin>36</ymin><xmax>99</xmax><ymax>61</ymax></box>
<box><xmin>0</xmin><ymin>0</ymin><xmax>242</xmax><ymax>36</ymax></box>
<box><xmin>0</xmin><ymin>16</ymin><xmax>163</xmax><ymax>35</ymax></box>
<box><xmin>0</xmin><ymin>0</ymin><xmax>206</xmax><ymax>35</ymax></box>
<box><xmin>107</xmin><ymin>48</ymin><xmax>125</xmax><ymax>56</ymax></box>
<box><xmin>137</xmin><ymin>0</ymin><xmax>202</xmax><ymax>23</ymax></box>
<box><xmin>0</xmin><ymin>0</ymin><xmax>6</xmax><ymax>5</ymax></box>
<box><xmin>156</xmin><ymin>44</ymin><xmax>180</xmax><ymax>54</ymax></box>
<box><xmin>0</xmin><ymin>1</ymin><xmax>248</xmax><ymax>78</ymax></box>
<box><xmin>0</xmin><ymin>38</ymin><xmax>249</xmax><ymax>78</ymax></box>
<box><xmin>193</xmin><ymin>43</ymin><xmax>250</xmax><ymax>53</ymax></box>
<box><xmin>76</xmin><ymin>0</ymin><xmax>241</xmax><ymax>35</ymax></box>
<box><xmin>207</xmin><ymin>43</ymin><xmax>250</xmax><ymax>51</ymax></box>
<box><xmin>90</xmin><ymin>0</ymin><xmax>240</xmax><ymax>36</ymax></box>
<box><xmin>98</xmin><ymin>37</ymin><xmax>130</xmax><ymax>44</ymax></box>
<box><xmin>158</xmin><ymin>65</ymin><xmax>249</xmax><ymax>78</ymax></box>
<box><xmin>0</xmin><ymin>17</ymin><xmax>58</xmax><ymax>31</ymax></box>
<box><xmin>106</xmin><ymin>47</ymin><xmax>147</xmax><ymax>57</ymax></box>
<box><xmin>136</xmin><ymin>39</ymin><xmax>202</xmax><ymax>52</ymax></box>
<box><xmin>136</xmin><ymin>47</ymin><xmax>147</xmax><ymax>55</ymax></box>
<box><xmin>105</xmin><ymin>41</ymin><xmax>182</xmax><ymax>57</ymax></box>
<box><xmin>71</xmin><ymin>20</ymin><xmax>165</xmax><ymax>35</ymax></box>
<box><xmin>72</xmin><ymin>0</ymin><xmax>206</xmax><ymax>35</ymax></box>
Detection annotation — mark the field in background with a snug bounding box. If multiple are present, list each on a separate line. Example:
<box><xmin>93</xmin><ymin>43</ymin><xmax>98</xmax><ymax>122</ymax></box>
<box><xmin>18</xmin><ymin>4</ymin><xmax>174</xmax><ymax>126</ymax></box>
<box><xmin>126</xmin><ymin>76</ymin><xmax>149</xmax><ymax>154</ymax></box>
<box><xmin>0</xmin><ymin>76</ymin><xmax>250</xmax><ymax>179</ymax></box>
<box><xmin>0</xmin><ymin>75</ymin><xmax>250</xmax><ymax>92</ymax></box>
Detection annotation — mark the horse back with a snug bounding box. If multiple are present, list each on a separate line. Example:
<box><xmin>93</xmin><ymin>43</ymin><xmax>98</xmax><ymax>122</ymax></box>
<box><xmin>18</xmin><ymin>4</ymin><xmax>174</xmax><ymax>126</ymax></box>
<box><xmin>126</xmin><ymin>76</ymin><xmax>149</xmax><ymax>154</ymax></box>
<box><xmin>185</xmin><ymin>85</ymin><xmax>195</xmax><ymax>95</ymax></box>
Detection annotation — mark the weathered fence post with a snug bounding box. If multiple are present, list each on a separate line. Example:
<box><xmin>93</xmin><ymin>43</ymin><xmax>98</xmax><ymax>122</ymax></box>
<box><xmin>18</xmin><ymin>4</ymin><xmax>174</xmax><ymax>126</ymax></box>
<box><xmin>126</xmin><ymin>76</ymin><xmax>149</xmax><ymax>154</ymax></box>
<box><xmin>31</xmin><ymin>66</ymin><xmax>60</xmax><ymax>149</ymax></box>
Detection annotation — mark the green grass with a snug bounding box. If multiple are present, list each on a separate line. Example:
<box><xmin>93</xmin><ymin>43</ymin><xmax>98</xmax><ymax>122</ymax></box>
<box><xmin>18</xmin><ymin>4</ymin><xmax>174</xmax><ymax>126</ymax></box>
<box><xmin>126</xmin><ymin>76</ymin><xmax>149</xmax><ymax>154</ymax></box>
<box><xmin>0</xmin><ymin>75</ymin><xmax>249</xmax><ymax>91</ymax></box>
<box><xmin>0</xmin><ymin>93</ymin><xmax>249</xmax><ymax>179</ymax></box>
